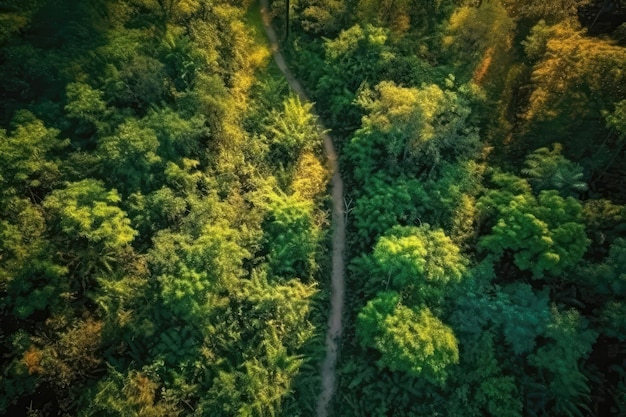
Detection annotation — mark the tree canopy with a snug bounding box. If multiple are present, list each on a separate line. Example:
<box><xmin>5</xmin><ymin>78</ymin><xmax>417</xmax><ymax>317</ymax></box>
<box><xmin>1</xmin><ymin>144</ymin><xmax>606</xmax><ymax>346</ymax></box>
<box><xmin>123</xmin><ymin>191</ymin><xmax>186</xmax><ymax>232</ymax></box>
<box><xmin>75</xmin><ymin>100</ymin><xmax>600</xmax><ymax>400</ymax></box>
<box><xmin>2</xmin><ymin>0</ymin><xmax>626</xmax><ymax>415</ymax></box>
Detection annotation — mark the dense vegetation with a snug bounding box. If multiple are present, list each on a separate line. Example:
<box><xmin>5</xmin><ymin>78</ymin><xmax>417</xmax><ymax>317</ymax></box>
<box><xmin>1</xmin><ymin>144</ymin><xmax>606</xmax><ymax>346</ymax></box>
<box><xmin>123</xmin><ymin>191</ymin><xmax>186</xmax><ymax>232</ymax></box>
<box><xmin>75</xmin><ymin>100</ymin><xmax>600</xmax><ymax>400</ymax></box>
<box><xmin>1</xmin><ymin>0</ymin><xmax>625</xmax><ymax>416</ymax></box>
<box><xmin>1</xmin><ymin>0</ymin><xmax>331</xmax><ymax>415</ymax></box>
<box><xmin>271</xmin><ymin>0</ymin><xmax>626</xmax><ymax>416</ymax></box>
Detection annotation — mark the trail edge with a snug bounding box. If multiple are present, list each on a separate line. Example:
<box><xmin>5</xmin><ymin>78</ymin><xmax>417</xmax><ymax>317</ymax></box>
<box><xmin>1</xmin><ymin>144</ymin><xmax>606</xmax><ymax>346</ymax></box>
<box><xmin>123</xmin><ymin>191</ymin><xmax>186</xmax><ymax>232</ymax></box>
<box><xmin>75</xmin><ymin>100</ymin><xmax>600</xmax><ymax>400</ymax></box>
<box><xmin>258</xmin><ymin>2</ymin><xmax>346</xmax><ymax>416</ymax></box>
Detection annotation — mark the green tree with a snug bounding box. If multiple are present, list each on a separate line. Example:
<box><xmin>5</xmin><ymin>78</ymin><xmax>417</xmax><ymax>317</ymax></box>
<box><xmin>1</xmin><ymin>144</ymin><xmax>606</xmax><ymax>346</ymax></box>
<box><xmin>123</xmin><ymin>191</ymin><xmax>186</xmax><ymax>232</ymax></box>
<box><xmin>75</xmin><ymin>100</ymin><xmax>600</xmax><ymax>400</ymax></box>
<box><xmin>142</xmin><ymin>108</ymin><xmax>209</xmax><ymax>161</ymax></box>
<box><xmin>576</xmin><ymin>238</ymin><xmax>626</xmax><ymax>302</ymax></box>
<box><xmin>160</xmin><ymin>30</ymin><xmax>202</xmax><ymax>91</ymax></box>
<box><xmin>356</xmin><ymin>80</ymin><xmax>480</xmax><ymax>176</ymax></box>
<box><xmin>97</xmin><ymin>118</ymin><xmax>162</xmax><ymax>193</ymax></box>
<box><xmin>228</xmin><ymin>271</ymin><xmax>316</xmax><ymax>416</ymax></box>
<box><xmin>97</xmin><ymin>30</ymin><xmax>168</xmax><ymax>112</ymax></box>
<box><xmin>290</xmin><ymin>151</ymin><xmax>329</xmax><ymax>201</ymax></box>
<box><xmin>369</xmin><ymin>225</ymin><xmax>466</xmax><ymax>303</ymax></box>
<box><xmin>597</xmin><ymin>300</ymin><xmax>626</xmax><ymax>341</ymax></box>
<box><xmin>150</xmin><ymin>222</ymin><xmax>248</xmax><ymax>324</ymax></box>
<box><xmin>0</xmin><ymin>197</ymin><xmax>48</xmax><ymax>286</ymax></box>
<box><xmin>261</xmin><ymin>190</ymin><xmax>322</xmax><ymax>281</ymax></box>
<box><xmin>451</xmin><ymin>270</ymin><xmax>552</xmax><ymax>356</ymax></box>
<box><xmin>266</xmin><ymin>95</ymin><xmax>321</xmax><ymax>164</ymax></box>
<box><xmin>357</xmin><ymin>292</ymin><xmax>459</xmax><ymax>384</ymax></box>
<box><xmin>351</xmin><ymin>174</ymin><xmax>429</xmax><ymax>246</ymax></box>
<box><xmin>4</xmin><ymin>258</ymin><xmax>68</xmax><ymax>319</ymax></box>
<box><xmin>522</xmin><ymin>19</ymin><xmax>552</xmax><ymax>62</ymax></box>
<box><xmin>65</xmin><ymin>82</ymin><xmax>110</xmax><ymax>137</ymax></box>
<box><xmin>478</xmin><ymin>171</ymin><xmax>589</xmax><ymax>278</ymax></box>
<box><xmin>311</xmin><ymin>24</ymin><xmax>390</xmax><ymax>128</ymax></box>
<box><xmin>522</xmin><ymin>143</ymin><xmax>587</xmax><ymax>197</ymax></box>
<box><xmin>528</xmin><ymin>308</ymin><xmax>598</xmax><ymax>417</ymax></box>
<box><xmin>43</xmin><ymin>179</ymin><xmax>137</xmax><ymax>288</ymax></box>
<box><xmin>349</xmin><ymin>162</ymin><xmax>482</xmax><ymax>249</ymax></box>
<box><xmin>446</xmin><ymin>332</ymin><xmax>523</xmax><ymax>417</ymax></box>
<box><xmin>0</xmin><ymin>112</ymin><xmax>68</xmax><ymax>199</ymax></box>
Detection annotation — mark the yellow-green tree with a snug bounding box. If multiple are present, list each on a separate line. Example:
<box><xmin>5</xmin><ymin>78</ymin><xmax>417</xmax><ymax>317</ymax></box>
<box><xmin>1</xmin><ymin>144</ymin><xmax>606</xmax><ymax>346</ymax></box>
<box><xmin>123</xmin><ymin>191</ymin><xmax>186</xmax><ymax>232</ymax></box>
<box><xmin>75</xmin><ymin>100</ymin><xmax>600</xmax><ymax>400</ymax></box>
<box><xmin>356</xmin><ymin>81</ymin><xmax>480</xmax><ymax>175</ymax></box>
<box><xmin>371</xmin><ymin>225</ymin><xmax>466</xmax><ymax>302</ymax></box>
<box><xmin>357</xmin><ymin>292</ymin><xmax>459</xmax><ymax>384</ymax></box>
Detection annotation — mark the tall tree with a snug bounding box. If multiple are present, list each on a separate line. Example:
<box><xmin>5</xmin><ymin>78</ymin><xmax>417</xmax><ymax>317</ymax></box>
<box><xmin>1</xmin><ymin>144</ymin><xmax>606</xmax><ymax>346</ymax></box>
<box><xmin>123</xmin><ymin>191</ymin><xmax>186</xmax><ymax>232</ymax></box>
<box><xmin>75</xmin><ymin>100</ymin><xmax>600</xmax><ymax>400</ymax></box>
<box><xmin>355</xmin><ymin>80</ymin><xmax>480</xmax><ymax>176</ymax></box>
<box><xmin>266</xmin><ymin>95</ymin><xmax>321</xmax><ymax>164</ymax></box>
<box><xmin>478</xmin><ymin>171</ymin><xmax>589</xmax><ymax>279</ymax></box>
<box><xmin>357</xmin><ymin>292</ymin><xmax>459</xmax><ymax>384</ymax></box>
<box><xmin>522</xmin><ymin>23</ymin><xmax>626</xmax><ymax>154</ymax></box>
<box><xmin>0</xmin><ymin>112</ymin><xmax>68</xmax><ymax>200</ymax></box>
<box><xmin>528</xmin><ymin>308</ymin><xmax>598</xmax><ymax>417</ymax></box>
<box><xmin>522</xmin><ymin>143</ymin><xmax>587</xmax><ymax>197</ymax></box>
<box><xmin>369</xmin><ymin>225</ymin><xmax>466</xmax><ymax>303</ymax></box>
<box><xmin>43</xmin><ymin>179</ymin><xmax>137</xmax><ymax>290</ymax></box>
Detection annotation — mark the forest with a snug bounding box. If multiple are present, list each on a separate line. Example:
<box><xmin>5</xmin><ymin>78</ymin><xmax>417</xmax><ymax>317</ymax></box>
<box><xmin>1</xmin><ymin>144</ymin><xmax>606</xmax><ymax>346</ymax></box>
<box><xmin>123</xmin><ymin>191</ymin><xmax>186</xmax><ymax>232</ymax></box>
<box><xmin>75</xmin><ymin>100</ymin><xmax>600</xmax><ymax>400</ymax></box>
<box><xmin>0</xmin><ymin>0</ymin><xmax>625</xmax><ymax>416</ymax></box>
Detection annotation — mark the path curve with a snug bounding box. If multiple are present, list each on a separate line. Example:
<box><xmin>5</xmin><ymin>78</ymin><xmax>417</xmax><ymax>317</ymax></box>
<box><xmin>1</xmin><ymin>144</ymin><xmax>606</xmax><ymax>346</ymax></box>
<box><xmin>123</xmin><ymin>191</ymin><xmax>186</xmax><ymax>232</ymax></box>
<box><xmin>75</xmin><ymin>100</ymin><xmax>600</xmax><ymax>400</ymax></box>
<box><xmin>258</xmin><ymin>2</ymin><xmax>345</xmax><ymax>416</ymax></box>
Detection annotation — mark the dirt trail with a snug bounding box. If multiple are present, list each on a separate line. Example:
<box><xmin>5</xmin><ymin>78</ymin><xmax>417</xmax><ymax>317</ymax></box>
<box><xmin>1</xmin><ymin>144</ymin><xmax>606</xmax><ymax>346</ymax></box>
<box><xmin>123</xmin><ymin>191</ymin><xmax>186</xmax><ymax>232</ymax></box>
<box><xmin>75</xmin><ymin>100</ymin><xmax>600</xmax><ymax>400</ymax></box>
<box><xmin>258</xmin><ymin>2</ymin><xmax>345</xmax><ymax>416</ymax></box>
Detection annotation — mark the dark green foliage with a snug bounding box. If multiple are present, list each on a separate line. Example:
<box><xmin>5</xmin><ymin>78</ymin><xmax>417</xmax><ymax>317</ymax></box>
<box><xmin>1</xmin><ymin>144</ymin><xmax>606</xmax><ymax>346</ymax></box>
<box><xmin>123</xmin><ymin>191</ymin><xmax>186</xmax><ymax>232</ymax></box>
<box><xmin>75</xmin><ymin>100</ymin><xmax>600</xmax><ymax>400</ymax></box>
<box><xmin>143</xmin><ymin>108</ymin><xmax>208</xmax><ymax>160</ymax></box>
<box><xmin>351</xmin><ymin>174</ymin><xmax>429</xmax><ymax>247</ymax></box>
<box><xmin>0</xmin><ymin>352</ymin><xmax>38</xmax><ymax>412</ymax></box>
<box><xmin>528</xmin><ymin>308</ymin><xmax>598</xmax><ymax>417</ymax></box>
<box><xmin>5</xmin><ymin>259</ymin><xmax>68</xmax><ymax>319</ymax></box>
<box><xmin>450</xmin><ymin>268</ymin><xmax>552</xmax><ymax>355</ymax></box>
<box><xmin>446</xmin><ymin>332</ymin><xmax>523</xmax><ymax>417</ymax></box>
<box><xmin>97</xmin><ymin>119</ymin><xmax>162</xmax><ymax>193</ymax></box>
<box><xmin>292</xmin><ymin>23</ymin><xmax>391</xmax><ymax>129</ymax></box>
<box><xmin>522</xmin><ymin>143</ymin><xmax>588</xmax><ymax>197</ymax></box>
<box><xmin>576</xmin><ymin>238</ymin><xmax>626</xmax><ymax>300</ymax></box>
<box><xmin>478</xmin><ymin>171</ymin><xmax>589</xmax><ymax>278</ymax></box>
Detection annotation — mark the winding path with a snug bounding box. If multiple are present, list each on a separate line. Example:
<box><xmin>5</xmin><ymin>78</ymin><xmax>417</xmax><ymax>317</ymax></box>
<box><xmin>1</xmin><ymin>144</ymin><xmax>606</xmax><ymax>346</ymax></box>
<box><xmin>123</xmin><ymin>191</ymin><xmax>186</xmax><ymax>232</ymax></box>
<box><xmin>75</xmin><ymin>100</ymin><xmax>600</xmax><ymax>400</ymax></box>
<box><xmin>258</xmin><ymin>2</ymin><xmax>345</xmax><ymax>416</ymax></box>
